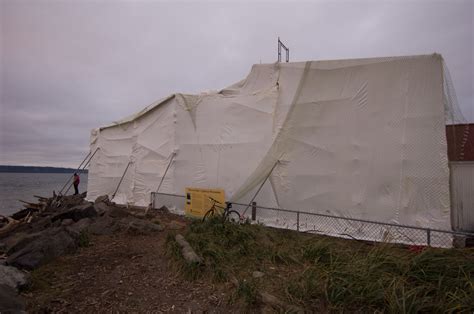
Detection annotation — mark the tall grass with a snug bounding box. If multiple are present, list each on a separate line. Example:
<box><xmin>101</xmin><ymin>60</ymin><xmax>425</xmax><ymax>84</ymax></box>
<box><xmin>167</xmin><ymin>218</ymin><xmax>474</xmax><ymax>311</ymax></box>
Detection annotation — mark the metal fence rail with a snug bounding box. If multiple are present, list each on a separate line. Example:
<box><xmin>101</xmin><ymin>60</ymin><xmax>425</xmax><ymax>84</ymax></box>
<box><xmin>151</xmin><ymin>192</ymin><xmax>474</xmax><ymax>248</ymax></box>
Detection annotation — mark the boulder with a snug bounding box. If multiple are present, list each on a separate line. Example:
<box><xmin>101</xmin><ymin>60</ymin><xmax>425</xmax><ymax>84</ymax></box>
<box><xmin>51</xmin><ymin>203</ymin><xmax>97</xmax><ymax>222</ymax></box>
<box><xmin>94</xmin><ymin>195</ymin><xmax>110</xmax><ymax>204</ymax></box>
<box><xmin>166</xmin><ymin>220</ymin><xmax>186</xmax><ymax>230</ymax></box>
<box><xmin>87</xmin><ymin>216</ymin><xmax>122</xmax><ymax>236</ymax></box>
<box><xmin>106</xmin><ymin>207</ymin><xmax>130</xmax><ymax>219</ymax></box>
<box><xmin>61</xmin><ymin>219</ymin><xmax>74</xmax><ymax>227</ymax></box>
<box><xmin>0</xmin><ymin>265</ymin><xmax>29</xmax><ymax>291</ymax></box>
<box><xmin>93</xmin><ymin>202</ymin><xmax>113</xmax><ymax>216</ymax></box>
<box><xmin>126</xmin><ymin>219</ymin><xmax>163</xmax><ymax>235</ymax></box>
<box><xmin>0</xmin><ymin>284</ymin><xmax>26</xmax><ymax>314</ymax></box>
<box><xmin>175</xmin><ymin>234</ymin><xmax>202</xmax><ymax>264</ymax></box>
<box><xmin>4</xmin><ymin>232</ymin><xmax>43</xmax><ymax>255</ymax></box>
<box><xmin>68</xmin><ymin>217</ymin><xmax>93</xmax><ymax>234</ymax></box>
<box><xmin>6</xmin><ymin>227</ymin><xmax>78</xmax><ymax>270</ymax></box>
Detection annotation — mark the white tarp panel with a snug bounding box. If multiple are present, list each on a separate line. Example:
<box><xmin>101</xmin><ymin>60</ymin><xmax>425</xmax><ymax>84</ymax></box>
<box><xmin>450</xmin><ymin>162</ymin><xmax>474</xmax><ymax>232</ymax></box>
<box><xmin>87</xmin><ymin>54</ymin><xmax>453</xmax><ymax>244</ymax></box>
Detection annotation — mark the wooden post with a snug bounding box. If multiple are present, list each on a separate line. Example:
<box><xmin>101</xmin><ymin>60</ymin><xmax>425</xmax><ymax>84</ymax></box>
<box><xmin>251</xmin><ymin>202</ymin><xmax>257</xmax><ymax>221</ymax></box>
<box><xmin>297</xmin><ymin>212</ymin><xmax>300</xmax><ymax>232</ymax></box>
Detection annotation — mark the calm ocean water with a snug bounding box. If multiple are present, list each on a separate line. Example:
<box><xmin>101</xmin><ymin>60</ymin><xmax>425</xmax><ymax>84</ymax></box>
<box><xmin>0</xmin><ymin>173</ymin><xmax>88</xmax><ymax>216</ymax></box>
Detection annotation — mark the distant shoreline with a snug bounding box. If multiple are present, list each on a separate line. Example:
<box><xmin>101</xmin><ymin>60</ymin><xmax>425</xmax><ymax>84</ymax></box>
<box><xmin>0</xmin><ymin>165</ymin><xmax>88</xmax><ymax>174</ymax></box>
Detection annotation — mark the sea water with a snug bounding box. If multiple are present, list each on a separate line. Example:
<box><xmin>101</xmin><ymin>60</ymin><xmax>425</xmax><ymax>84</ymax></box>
<box><xmin>0</xmin><ymin>173</ymin><xmax>88</xmax><ymax>216</ymax></box>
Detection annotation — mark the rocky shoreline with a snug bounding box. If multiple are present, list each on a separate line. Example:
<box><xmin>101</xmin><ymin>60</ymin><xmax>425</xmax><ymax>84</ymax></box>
<box><xmin>0</xmin><ymin>193</ymin><xmax>164</xmax><ymax>313</ymax></box>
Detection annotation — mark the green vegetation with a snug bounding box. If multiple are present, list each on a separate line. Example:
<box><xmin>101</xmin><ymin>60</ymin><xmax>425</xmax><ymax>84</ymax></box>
<box><xmin>167</xmin><ymin>217</ymin><xmax>474</xmax><ymax>312</ymax></box>
<box><xmin>78</xmin><ymin>231</ymin><xmax>91</xmax><ymax>248</ymax></box>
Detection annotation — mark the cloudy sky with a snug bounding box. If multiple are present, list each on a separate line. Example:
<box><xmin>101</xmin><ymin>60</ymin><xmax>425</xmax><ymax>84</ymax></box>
<box><xmin>1</xmin><ymin>0</ymin><xmax>473</xmax><ymax>168</ymax></box>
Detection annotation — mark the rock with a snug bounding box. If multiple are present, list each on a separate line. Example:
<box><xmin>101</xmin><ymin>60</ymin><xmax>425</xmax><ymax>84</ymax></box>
<box><xmin>106</xmin><ymin>207</ymin><xmax>130</xmax><ymax>219</ymax></box>
<box><xmin>166</xmin><ymin>221</ymin><xmax>186</xmax><ymax>230</ymax></box>
<box><xmin>93</xmin><ymin>202</ymin><xmax>112</xmax><ymax>216</ymax></box>
<box><xmin>94</xmin><ymin>195</ymin><xmax>110</xmax><ymax>204</ymax></box>
<box><xmin>0</xmin><ymin>284</ymin><xmax>26</xmax><ymax>313</ymax></box>
<box><xmin>259</xmin><ymin>291</ymin><xmax>304</xmax><ymax>313</ymax></box>
<box><xmin>61</xmin><ymin>219</ymin><xmax>74</xmax><ymax>226</ymax></box>
<box><xmin>126</xmin><ymin>219</ymin><xmax>163</xmax><ymax>235</ymax></box>
<box><xmin>87</xmin><ymin>216</ymin><xmax>122</xmax><ymax>236</ymax></box>
<box><xmin>7</xmin><ymin>227</ymin><xmax>79</xmax><ymax>270</ymax></box>
<box><xmin>68</xmin><ymin>218</ymin><xmax>93</xmax><ymax>234</ymax></box>
<box><xmin>0</xmin><ymin>265</ymin><xmax>29</xmax><ymax>291</ymax></box>
<box><xmin>0</xmin><ymin>242</ymin><xmax>6</xmax><ymax>254</ymax></box>
<box><xmin>29</xmin><ymin>216</ymin><xmax>53</xmax><ymax>232</ymax></box>
<box><xmin>252</xmin><ymin>271</ymin><xmax>265</xmax><ymax>278</ymax></box>
<box><xmin>51</xmin><ymin>203</ymin><xmax>97</xmax><ymax>222</ymax></box>
<box><xmin>4</xmin><ymin>232</ymin><xmax>43</xmax><ymax>255</ymax></box>
<box><xmin>175</xmin><ymin>234</ymin><xmax>202</xmax><ymax>264</ymax></box>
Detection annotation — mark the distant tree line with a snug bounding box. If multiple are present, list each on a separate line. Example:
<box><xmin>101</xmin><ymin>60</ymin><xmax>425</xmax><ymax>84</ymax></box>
<box><xmin>0</xmin><ymin>165</ymin><xmax>88</xmax><ymax>173</ymax></box>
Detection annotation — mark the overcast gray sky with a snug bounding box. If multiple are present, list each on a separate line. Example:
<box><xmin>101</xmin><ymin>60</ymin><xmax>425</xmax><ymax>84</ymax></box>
<box><xmin>1</xmin><ymin>0</ymin><xmax>473</xmax><ymax>168</ymax></box>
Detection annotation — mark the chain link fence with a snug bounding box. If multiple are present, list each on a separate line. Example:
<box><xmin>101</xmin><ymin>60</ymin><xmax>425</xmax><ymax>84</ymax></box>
<box><xmin>151</xmin><ymin>192</ymin><xmax>474</xmax><ymax>248</ymax></box>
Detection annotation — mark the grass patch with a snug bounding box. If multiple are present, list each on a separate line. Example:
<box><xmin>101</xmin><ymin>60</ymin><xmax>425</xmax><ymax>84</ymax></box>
<box><xmin>235</xmin><ymin>279</ymin><xmax>259</xmax><ymax>306</ymax></box>
<box><xmin>165</xmin><ymin>232</ymin><xmax>204</xmax><ymax>280</ymax></box>
<box><xmin>78</xmin><ymin>231</ymin><xmax>91</xmax><ymax>248</ymax></box>
<box><xmin>167</xmin><ymin>218</ymin><xmax>474</xmax><ymax>311</ymax></box>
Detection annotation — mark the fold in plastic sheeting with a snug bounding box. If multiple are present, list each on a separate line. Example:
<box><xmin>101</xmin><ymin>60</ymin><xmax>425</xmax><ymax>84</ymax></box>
<box><xmin>87</xmin><ymin>54</ymin><xmax>456</xmax><ymax>246</ymax></box>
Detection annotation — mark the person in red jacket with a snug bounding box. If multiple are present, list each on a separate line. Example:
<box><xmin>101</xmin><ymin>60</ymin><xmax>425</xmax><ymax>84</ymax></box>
<box><xmin>73</xmin><ymin>173</ymin><xmax>80</xmax><ymax>195</ymax></box>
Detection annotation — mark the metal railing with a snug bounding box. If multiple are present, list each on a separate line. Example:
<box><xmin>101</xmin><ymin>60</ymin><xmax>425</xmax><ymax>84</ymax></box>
<box><xmin>150</xmin><ymin>192</ymin><xmax>474</xmax><ymax>248</ymax></box>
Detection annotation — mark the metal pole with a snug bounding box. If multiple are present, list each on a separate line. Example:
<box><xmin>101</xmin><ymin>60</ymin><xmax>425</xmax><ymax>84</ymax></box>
<box><xmin>287</xmin><ymin>48</ymin><xmax>289</xmax><ymax>62</ymax></box>
<box><xmin>150</xmin><ymin>193</ymin><xmax>155</xmax><ymax>209</ymax></box>
<box><xmin>63</xmin><ymin>147</ymin><xmax>99</xmax><ymax>195</ymax></box>
<box><xmin>242</xmin><ymin>159</ymin><xmax>280</xmax><ymax>216</ymax></box>
<box><xmin>59</xmin><ymin>150</ymin><xmax>91</xmax><ymax>195</ymax></box>
<box><xmin>155</xmin><ymin>152</ymin><xmax>176</xmax><ymax>193</ymax></box>
<box><xmin>427</xmin><ymin>229</ymin><xmax>431</xmax><ymax>246</ymax></box>
<box><xmin>278</xmin><ymin>37</ymin><xmax>281</xmax><ymax>62</ymax></box>
<box><xmin>82</xmin><ymin>147</ymin><xmax>100</xmax><ymax>170</ymax></box>
<box><xmin>112</xmin><ymin>161</ymin><xmax>132</xmax><ymax>199</ymax></box>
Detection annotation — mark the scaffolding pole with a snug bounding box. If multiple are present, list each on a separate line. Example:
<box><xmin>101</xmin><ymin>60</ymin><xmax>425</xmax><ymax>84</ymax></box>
<box><xmin>63</xmin><ymin>147</ymin><xmax>100</xmax><ymax>195</ymax></box>
<box><xmin>149</xmin><ymin>152</ymin><xmax>176</xmax><ymax>209</ymax></box>
<box><xmin>58</xmin><ymin>151</ymin><xmax>91</xmax><ymax>195</ymax></box>
<box><xmin>242</xmin><ymin>159</ymin><xmax>281</xmax><ymax>216</ymax></box>
<box><xmin>155</xmin><ymin>153</ymin><xmax>176</xmax><ymax>193</ymax></box>
<box><xmin>277</xmin><ymin>37</ymin><xmax>289</xmax><ymax>63</ymax></box>
<box><xmin>112</xmin><ymin>161</ymin><xmax>132</xmax><ymax>199</ymax></box>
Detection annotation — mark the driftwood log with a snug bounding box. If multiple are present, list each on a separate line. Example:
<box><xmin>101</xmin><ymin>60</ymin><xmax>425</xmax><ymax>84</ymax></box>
<box><xmin>0</xmin><ymin>216</ymin><xmax>19</xmax><ymax>235</ymax></box>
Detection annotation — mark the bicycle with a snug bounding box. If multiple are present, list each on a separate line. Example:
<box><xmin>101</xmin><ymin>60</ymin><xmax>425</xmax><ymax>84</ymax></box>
<box><xmin>202</xmin><ymin>196</ymin><xmax>242</xmax><ymax>223</ymax></box>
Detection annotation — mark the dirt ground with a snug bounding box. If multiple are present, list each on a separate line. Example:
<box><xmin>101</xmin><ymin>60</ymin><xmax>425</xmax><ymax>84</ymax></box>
<box><xmin>23</xmin><ymin>212</ymin><xmax>240</xmax><ymax>313</ymax></box>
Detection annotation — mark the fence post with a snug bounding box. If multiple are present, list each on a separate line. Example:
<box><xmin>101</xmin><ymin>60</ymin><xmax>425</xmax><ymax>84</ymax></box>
<box><xmin>251</xmin><ymin>202</ymin><xmax>257</xmax><ymax>221</ymax></box>
<box><xmin>297</xmin><ymin>212</ymin><xmax>300</xmax><ymax>232</ymax></box>
<box><xmin>426</xmin><ymin>229</ymin><xmax>431</xmax><ymax>246</ymax></box>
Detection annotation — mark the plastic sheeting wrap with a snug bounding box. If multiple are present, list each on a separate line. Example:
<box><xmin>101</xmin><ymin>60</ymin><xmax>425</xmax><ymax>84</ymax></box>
<box><xmin>87</xmin><ymin>54</ymin><xmax>456</xmax><ymax>244</ymax></box>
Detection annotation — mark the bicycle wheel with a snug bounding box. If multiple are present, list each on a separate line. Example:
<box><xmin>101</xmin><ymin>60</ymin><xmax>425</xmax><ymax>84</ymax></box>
<box><xmin>202</xmin><ymin>209</ymin><xmax>215</xmax><ymax>222</ymax></box>
<box><xmin>225</xmin><ymin>210</ymin><xmax>241</xmax><ymax>223</ymax></box>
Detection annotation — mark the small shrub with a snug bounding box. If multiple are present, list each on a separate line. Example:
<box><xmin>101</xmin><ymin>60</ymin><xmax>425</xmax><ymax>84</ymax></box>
<box><xmin>78</xmin><ymin>231</ymin><xmax>90</xmax><ymax>247</ymax></box>
<box><xmin>236</xmin><ymin>280</ymin><xmax>258</xmax><ymax>306</ymax></box>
